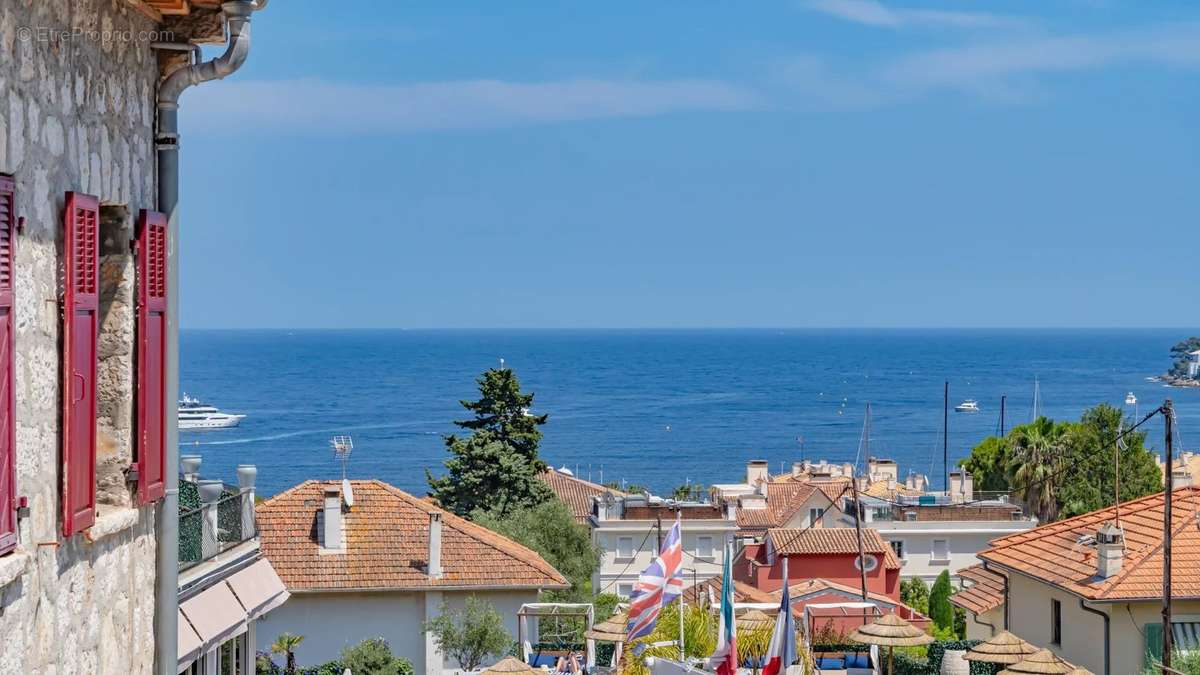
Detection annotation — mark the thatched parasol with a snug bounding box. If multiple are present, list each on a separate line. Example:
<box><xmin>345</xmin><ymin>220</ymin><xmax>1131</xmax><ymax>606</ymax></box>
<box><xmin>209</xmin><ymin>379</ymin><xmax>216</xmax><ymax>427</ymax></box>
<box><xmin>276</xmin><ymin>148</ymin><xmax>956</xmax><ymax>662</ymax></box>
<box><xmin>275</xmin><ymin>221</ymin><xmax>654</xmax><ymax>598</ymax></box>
<box><xmin>483</xmin><ymin>657</ymin><xmax>536</xmax><ymax>675</ymax></box>
<box><xmin>997</xmin><ymin>649</ymin><xmax>1078</xmax><ymax>674</ymax></box>
<box><xmin>585</xmin><ymin>611</ymin><xmax>628</xmax><ymax>643</ymax></box>
<box><xmin>848</xmin><ymin>613</ymin><xmax>934</xmax><ymax>675</ymax></box>
<box><xmin>737</xmin><ymin>609</ymin><xmax>775</xmax><ymax>631</ymax></box>
<box><xmin>963</xmin><ymin>631</ymin><xmax>1039</xmax><ymax>665</ymax></box>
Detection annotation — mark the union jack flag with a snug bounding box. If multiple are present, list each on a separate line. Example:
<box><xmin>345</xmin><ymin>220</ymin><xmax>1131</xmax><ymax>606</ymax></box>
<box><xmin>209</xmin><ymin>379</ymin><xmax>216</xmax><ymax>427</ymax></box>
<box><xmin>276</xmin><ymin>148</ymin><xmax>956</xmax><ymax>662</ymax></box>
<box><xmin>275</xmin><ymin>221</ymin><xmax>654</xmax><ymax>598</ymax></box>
<box><xmin>626</xmin><ymin>516</ymin><xmax>684</xmax><ymax>640</ymax></box>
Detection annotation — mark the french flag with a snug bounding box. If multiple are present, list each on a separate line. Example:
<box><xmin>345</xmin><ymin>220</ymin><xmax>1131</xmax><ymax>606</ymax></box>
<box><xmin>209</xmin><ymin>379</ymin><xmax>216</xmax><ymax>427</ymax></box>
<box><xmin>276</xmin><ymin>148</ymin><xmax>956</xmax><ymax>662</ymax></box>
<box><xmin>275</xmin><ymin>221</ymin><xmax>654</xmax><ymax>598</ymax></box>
<box><xmin>761</xmin><ymin>560</ymin><xmax>796</xmax><ymax>675</ymax></box>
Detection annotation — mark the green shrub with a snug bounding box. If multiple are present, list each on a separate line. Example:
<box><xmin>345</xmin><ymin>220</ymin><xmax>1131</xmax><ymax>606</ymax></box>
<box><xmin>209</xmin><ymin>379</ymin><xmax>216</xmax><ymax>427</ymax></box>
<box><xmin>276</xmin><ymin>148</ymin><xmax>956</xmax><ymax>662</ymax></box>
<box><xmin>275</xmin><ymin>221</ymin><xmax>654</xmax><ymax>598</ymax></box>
<box><xmin>340</xmin><ymin>637</ymin><xmax>413</xmax><ymax>675</ymax></box>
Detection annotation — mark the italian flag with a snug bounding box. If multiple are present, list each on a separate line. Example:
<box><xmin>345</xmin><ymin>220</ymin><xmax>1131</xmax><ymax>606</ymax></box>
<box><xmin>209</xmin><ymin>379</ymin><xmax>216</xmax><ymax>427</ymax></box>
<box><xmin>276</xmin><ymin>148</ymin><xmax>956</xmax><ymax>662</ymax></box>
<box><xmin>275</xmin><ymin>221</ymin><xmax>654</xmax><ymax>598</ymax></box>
<box><xmin>761</xmin><ymin>560</ymin><xmax>795</xmax><ymax>675</ymax></box>
<box><xmin>710</xmin><ymin>541</ymin><xmax>738</xmax><ymax>675</ymax></box>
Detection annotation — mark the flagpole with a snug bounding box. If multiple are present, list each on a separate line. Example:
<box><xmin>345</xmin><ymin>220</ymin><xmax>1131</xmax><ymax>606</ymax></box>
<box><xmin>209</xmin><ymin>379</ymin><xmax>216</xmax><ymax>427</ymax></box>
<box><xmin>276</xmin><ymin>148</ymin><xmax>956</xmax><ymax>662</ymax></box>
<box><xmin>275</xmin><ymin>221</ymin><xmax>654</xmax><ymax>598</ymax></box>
<box><xmin>678</xmin><ymin>515</ymin><xmax>685</xmax><ymax>663</ymax></box>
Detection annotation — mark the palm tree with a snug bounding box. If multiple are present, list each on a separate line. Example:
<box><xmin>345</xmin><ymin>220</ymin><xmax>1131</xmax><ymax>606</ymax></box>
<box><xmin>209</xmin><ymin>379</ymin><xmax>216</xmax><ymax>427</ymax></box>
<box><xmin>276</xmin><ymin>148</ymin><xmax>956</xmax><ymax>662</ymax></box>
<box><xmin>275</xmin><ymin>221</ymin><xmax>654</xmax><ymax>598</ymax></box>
<box><xmin>271</xmin><ymin>632</ymin><xmax>305</xmax><ymax>675</ymax></box>
<box><xmin>1008</xmin><ymin>417</ymin><xmax>1068</xmax><ymax>522</ymax></box>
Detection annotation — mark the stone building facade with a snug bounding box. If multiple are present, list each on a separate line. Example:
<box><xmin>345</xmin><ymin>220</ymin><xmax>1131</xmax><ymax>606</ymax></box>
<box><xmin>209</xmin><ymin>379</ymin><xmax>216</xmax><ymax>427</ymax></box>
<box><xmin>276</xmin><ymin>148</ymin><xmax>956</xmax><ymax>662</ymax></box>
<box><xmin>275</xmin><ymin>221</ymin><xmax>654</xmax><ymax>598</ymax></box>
<box><xmin>0</xmin><ymin>1</ymin><xmax>259</xmax><ymax>672</ymax></box>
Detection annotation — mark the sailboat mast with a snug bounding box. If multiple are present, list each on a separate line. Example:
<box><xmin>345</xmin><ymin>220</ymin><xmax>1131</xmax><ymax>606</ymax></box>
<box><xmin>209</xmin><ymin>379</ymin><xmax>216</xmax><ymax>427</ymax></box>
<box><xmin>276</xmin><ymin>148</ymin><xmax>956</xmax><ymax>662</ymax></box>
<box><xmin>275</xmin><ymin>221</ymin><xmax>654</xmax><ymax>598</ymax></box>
<box><xmin>943</xmin><ymin>381</ymin><xmax>949</xmax><ymax>494</ymax></box>
<box><xmin>999</xmin><ymin>395</ymin><xmax>1007</xmax><ymax>436</ymax></box>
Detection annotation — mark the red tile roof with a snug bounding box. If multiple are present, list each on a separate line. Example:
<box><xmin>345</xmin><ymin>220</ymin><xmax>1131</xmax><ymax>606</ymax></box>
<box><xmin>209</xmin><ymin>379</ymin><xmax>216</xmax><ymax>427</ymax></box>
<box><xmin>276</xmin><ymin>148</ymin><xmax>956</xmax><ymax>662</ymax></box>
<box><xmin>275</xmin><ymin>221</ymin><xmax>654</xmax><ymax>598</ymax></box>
<box><xmin>767</xmin><ymin>527</ymin><xmax>901</xmax><ymax>570</ymax></box>
<box><xmin>538</xmin><ymin>469</ymin><xmax>623</xmax><ymax>524</ymax></box>
<box><xmin>258</xmin><ymin>480</ymin><xmax>569</xmax><ymax>592</ymax></box>
<box><xmin>979</xmin><ymin>487</ymin><xmax>1200</xmax><ymax>601</ymax></box>
<box><xmin>736</xmin><ymin>482</ymin><xmax>844</xmax><ymax>535</ymax></box>
<box><xmin>951</xmin><ymin>564</ymin><xmax>1006</xmax><ymax>614</ymax></box>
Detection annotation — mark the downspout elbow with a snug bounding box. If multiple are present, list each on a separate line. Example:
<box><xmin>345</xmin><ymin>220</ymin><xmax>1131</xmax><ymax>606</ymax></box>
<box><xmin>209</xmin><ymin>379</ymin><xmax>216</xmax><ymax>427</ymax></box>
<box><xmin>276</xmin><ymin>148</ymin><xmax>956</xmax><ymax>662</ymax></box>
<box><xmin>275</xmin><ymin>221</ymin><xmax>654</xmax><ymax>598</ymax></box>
<box><xmin>1078</xmin><ymin>599</ymin><xmax>1110</xmax><ymax>675</ymax></box>
<box><xmin>158</xmin><ymin>1</ymin><xmax>255</xmax><ymax>107</ymax></box>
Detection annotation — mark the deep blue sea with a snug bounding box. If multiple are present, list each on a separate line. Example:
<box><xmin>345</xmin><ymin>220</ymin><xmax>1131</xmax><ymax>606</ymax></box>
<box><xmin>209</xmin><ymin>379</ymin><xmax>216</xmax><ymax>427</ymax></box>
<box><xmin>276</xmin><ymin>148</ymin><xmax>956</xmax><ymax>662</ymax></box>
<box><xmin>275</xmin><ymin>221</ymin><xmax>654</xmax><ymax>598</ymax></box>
<box><xmin>180</xmin><ymin>329</ymin><xmax>1200</xmax><ymax>498</ymax></box>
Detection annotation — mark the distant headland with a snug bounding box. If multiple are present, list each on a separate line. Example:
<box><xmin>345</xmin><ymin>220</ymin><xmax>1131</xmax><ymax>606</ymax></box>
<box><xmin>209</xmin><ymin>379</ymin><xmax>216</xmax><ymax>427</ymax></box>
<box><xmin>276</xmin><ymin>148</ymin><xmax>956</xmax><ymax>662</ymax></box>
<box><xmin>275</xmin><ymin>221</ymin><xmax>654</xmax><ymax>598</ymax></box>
<box><xmin>1162</xmin><ymin>337</ymin><xmax>1200</xmax><ymax>387</ymax></box>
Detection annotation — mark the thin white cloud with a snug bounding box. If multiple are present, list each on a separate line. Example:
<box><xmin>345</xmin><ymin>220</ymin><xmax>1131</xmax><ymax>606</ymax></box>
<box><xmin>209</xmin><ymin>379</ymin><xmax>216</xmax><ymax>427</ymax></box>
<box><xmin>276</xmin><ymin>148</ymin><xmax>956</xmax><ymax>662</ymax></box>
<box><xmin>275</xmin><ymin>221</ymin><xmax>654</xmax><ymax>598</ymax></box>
<box><xmin>882</xmin><ymin>23</ymin><xmax>1200</xmax><ymax>92</ymax></box>
<box><xmin>803</xmin><ymin>0</ymin><xmax>1025</xmax><ymax>29</ymax></box>
<box><xmin>184</xmin><ymin>77</ymin><xmax>760</xmax><ymax>134</ymax></box>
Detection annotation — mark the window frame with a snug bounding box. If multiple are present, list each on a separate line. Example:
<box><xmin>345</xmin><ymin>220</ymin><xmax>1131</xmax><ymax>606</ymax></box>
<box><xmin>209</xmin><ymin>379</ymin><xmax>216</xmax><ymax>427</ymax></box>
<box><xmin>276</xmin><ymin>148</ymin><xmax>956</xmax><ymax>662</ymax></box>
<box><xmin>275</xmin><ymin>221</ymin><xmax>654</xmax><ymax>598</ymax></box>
<box><xmin>696</xmin><ymin>535</ymin><xmax>715</xmax><ymax>561</ymax></box>
<box><xmin>931</xmin><ymin>538</ymin><xmax>950</xmax><ymax>562</ymax></box>
<box><xmin>616</xmin><ymin>535</ymin><xmax>635</xmax><ymax>561</ymax></box>
<box><xmin>890</xmin><ymin>539</ymin><xmax>905</xmax><ymax>560</ymax></box>
<box><xmin>808</xmin><ymin>507</ymin><xmax>823</xmax><ymax>527</ymax></box>
<box><xmin>1051</xmin><ymin>598</ymin><xmax>1062</xmax><ymax>646</ymax></box>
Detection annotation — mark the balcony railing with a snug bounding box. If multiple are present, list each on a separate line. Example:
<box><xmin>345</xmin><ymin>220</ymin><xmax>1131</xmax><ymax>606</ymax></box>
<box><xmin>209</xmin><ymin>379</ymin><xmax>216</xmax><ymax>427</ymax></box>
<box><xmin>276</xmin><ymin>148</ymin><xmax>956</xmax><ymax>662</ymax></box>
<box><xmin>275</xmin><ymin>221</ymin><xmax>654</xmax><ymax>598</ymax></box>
<box><xmin>179</xmin><ymin>480</ymin><xmax>257</xmax><ymax>571</ymax></box>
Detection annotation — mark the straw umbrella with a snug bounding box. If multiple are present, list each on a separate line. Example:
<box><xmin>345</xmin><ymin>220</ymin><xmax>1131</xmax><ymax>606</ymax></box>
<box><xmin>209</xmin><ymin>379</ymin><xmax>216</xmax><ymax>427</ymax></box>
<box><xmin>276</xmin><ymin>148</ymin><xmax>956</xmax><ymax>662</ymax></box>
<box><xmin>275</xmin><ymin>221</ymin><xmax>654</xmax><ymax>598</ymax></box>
<box><xmin>847</xmin><ymin>613</ymin><xmax>934</xmax><ymax>675</ymax></box>
<box><xmin>585</xmin><ymin>611</ymin><xmax>628</xmax><ymax>669</ymax></box>
<box><xmin>997</xmin><ymin>648</ymin><xmax>1079</xmax><ymax>674</ymax></box>
<box><xmin>963</xmin><ymin>631</ymin><xmax>1039</xmax><ymax>666</ymax></box>
<box><xmin>483</xmin><ymin>657</ymin><xmax>537</xmax><ymax>675</ymax></box>
<box><xmin>737</xmin><ymin>609</ymin><xmax>775</xmax><ymax>632</ymax></box>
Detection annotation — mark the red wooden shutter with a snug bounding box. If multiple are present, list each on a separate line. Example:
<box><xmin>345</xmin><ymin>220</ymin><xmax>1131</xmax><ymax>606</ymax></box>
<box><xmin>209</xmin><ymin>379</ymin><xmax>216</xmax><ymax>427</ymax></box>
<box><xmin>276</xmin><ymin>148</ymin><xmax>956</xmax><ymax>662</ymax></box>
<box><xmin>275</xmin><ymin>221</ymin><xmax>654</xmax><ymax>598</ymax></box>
<box><xmin>0</xmin><ymin>176</ymin><xmax>16</xmax><ymax>554</ymax></box>
<box><xmin>135</xmin><ymin>210</ymin><xmax>167</xmax><ymax>505</ymax></box>
<box><xmin>62</xmin><ymin>192</ymin><xmax>98</xmax><ymax>536</ymax></box>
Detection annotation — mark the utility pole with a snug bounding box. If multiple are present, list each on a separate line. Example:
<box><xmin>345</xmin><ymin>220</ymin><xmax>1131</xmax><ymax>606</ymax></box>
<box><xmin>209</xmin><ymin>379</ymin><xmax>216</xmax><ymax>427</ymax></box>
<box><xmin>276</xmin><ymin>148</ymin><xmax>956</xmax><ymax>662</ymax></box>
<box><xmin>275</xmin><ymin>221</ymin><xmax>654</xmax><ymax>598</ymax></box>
<box><xmin>1163</xmin><ymin>400</ymin><xmax>1175</xmax><ymax>674</ymax></box>
<box><xmin>656</xmin><ymin>513</ymin><xmax>663</xmax><ymax>552</ymax></box>
<box><xmin>849</xmin><ymin>468</ymin><xmax>870</xmax><ymax>628</ymax></box>
<box><xmin>943</xmin><ymin>381</ymin><xmax>949</xmax><ymax>494</ymax></box>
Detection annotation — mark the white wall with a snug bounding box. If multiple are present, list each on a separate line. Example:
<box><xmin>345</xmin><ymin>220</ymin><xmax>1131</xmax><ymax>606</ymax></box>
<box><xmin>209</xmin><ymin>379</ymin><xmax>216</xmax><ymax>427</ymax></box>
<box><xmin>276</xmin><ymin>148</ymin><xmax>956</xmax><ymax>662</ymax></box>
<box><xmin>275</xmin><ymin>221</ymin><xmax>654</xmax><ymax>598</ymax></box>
<box><xmin>872</xmin><ymin>522</ymin><xmax>1034</xmax><ymax>583</ymax></box>
<box><xmin>256</xmin><ymin>589</ymin><xmax>538</xmax><ymax>673</ymax></box>
<box><xmin>594</xmin><ymin>522</ymin><xmax>734</xmax><ymax>597</ymax></box>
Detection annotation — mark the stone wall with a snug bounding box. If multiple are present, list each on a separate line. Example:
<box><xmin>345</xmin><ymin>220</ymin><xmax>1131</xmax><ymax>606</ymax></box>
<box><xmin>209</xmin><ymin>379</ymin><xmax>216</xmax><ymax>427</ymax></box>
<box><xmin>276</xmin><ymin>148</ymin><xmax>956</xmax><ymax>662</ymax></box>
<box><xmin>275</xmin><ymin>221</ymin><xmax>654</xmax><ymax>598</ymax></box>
<box><xmin>0</xmin><ymin>0</ymin><xmax>160</xmax><ymax>672</ymax></box>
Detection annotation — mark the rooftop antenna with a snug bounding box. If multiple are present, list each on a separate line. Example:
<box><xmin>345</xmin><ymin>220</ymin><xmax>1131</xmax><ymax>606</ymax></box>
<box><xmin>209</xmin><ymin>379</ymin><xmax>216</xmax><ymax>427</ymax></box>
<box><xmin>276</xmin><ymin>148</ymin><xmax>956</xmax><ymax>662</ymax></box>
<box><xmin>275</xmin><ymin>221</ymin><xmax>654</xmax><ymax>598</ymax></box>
<box><xmin>331</xmin><ymin>435</ymin><xmax>354</xmax><ymax>481</ymax></box>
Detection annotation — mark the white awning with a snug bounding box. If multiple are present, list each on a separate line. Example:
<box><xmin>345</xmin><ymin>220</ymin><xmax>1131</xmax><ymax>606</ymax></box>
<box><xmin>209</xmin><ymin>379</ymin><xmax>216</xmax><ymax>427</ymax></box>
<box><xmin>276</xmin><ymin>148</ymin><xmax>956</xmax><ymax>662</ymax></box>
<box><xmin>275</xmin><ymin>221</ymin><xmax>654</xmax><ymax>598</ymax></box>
<box><xmin>178</xmin><ymin>610</ymin><xmax>204</xmax><ymax>669</ymax></box>
<box><xmin>227</xmin><ymin>558</ymin><xmax>290</xmax><ymax>620</ymax></box>
<box><xmin>180</xmin><ymin>581</ymin><xmax>248</xmax><ymax>650</ymax></box>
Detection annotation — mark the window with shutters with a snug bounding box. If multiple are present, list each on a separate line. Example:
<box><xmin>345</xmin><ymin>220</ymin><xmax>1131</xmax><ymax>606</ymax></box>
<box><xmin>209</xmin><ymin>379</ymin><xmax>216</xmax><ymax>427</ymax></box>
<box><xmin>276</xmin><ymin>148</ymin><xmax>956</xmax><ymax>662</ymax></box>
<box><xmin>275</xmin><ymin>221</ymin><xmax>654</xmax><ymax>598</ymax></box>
<box><xmin>0</xmin><ymin>176</ymin><xmax>16</xmax><ymax>556</ymax></box>
<box><xmin>134</xmin><ymin>210</ymin><xmax>167</xmax><ymax>505</ymax></box>
<box><xmin>61</xmin><ymin>192</ymin><xmax>100</xmax><ymax>536</ymax></box>
<box><xmin>931</xmin><ymin>538</ymin><xmax>949</xmax><ymax>561</ymax></box>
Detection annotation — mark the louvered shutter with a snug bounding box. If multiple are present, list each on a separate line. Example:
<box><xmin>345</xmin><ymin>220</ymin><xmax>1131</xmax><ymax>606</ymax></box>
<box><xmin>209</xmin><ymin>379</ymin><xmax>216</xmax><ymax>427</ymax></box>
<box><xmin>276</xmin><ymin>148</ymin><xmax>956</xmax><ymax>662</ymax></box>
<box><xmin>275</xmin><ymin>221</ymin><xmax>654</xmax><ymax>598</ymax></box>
<box><xmin>1145</xmin><ymin>623</ymin><xmax>1163</xmax><ymax>671</ymax></box>
<box><xmin>62</xmin><ymin>192</ymin><xmax>98</xmax><ymax>536</ymax></box>
<box><xmin>0</xmin><ymin>176</ymin><xmax>15</xmax><ymax>554</ymax></box>
<box><xmin>135</xmin><ymin>210</ymin><xmax>167</xmax><ymax>505</ymax></box>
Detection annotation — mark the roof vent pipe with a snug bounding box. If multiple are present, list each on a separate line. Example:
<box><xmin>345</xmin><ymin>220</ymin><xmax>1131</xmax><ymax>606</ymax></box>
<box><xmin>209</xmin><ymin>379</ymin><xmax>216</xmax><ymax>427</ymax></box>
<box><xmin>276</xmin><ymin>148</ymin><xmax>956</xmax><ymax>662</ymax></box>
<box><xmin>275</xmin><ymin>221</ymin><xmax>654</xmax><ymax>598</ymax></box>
<box><xmin>429</xmin><ymin>512</ymin><xmax>444</xmax><ymax>579</ymax></box>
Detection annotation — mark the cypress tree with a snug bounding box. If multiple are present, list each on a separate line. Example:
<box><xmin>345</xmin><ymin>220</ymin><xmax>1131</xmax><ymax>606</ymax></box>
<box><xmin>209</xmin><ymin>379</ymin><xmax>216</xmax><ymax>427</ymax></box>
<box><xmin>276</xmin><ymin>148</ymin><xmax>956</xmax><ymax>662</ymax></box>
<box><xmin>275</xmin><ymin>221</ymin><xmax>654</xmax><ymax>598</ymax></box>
<box><xmin>929</xmin><ymin>570</ymin><xmax>954</xmax><ymax>631</ymax></box>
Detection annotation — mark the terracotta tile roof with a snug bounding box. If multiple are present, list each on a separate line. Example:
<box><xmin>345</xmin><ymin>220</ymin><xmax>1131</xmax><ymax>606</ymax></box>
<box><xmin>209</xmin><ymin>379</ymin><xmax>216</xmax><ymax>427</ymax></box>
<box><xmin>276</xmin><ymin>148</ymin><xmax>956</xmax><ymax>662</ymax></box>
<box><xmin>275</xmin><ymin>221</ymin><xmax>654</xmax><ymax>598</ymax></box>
<box><xmin>258</xmin><ymin>480</ymin><xmax>569</xmax><ymax>592</ymax></box>
<box><xmin>538</xmin><ymin>469</ymin><xmax>624</xmax><ymax>524</ymax></box>
<box><xmin>979</xmin><ymin>487</ymin><xmax>1200</xmax><ymax>601</ymax></box>
<box><xmin>679</xmin><ymin>575</ymin><xmax>779</xmax><ymax>609</ymax></box>
<box><xmin>737</xmin><ymin>482</ymin><xmax>846</xmax><ymax>535</ymax></box>
<box><xmin>951</xmin><ymin>564</ymin><xmax>1006</xmax><ymax>614</ymax></box>
<box><xmin>767</xmin><ymin>528</ymin><xmax>901</xmax><ymax>570</ymax></box>
<box><xmin>781</xmin><ymin>578</ymin><xmax>903</xmax><ymax>609</ymax></box>
<box><xmin>861</xmin><ymin>480</ymin><xmax>923</xmax><ymax>500</ymax></box>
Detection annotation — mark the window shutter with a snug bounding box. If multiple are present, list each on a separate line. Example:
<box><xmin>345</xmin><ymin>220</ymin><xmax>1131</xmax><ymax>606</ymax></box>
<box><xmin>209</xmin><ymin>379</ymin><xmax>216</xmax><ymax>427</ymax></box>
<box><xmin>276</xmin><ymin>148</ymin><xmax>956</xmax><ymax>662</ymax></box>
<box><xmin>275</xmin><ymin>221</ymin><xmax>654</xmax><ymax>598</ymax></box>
<box><xmin>135</xmin><ymin>210</ymin><xmax>167</xmax><ymax>505</ymax></box>
<box><xmin>61</xmin><ymin>191</ymin><xmax>98</xmax><ymax>537</ymax></box>
<box><xmin>0</xmin><ymin>176</ymin><xmax>15</xmax><ymax>555</ymax></box>
<box><xmin>1145</xmin><ymin>623</ymin><xmax>1163</xmax><ymax>671</ymax></box>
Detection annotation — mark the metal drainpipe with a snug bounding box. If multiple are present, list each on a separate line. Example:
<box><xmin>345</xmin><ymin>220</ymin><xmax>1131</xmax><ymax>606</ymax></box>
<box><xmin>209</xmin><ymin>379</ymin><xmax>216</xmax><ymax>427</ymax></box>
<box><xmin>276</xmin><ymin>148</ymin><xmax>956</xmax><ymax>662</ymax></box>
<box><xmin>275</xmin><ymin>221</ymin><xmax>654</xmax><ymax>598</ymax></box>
<box><xmin>154</xmin><ymin>3</ymin><xmax>262</xmax><ymax>673</ymax></box>
<box><xmin>982</xmin><ymin>560</ymin><xmax>1008</xmax><ymax>630</ymax></box>
<box><xmin>1078</xmin><ymin>599</ymin><xmax>1110</xmax><ymax>675</ymax></box>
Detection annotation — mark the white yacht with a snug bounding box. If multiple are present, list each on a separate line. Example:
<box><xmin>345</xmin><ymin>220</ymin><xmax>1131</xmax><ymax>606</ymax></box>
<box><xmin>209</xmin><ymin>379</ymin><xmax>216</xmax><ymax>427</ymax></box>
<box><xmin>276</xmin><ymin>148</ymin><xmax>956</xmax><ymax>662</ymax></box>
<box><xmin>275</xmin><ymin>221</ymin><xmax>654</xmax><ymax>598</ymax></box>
<box><xmin>179</xmin><ymin>394</ymin><xmax>246</xmax><ymax>430</ymax></box>
<box><xmin>954</xmin><ymin>399</ymin><xmax>981</xmax><ymax>413</ymax></box>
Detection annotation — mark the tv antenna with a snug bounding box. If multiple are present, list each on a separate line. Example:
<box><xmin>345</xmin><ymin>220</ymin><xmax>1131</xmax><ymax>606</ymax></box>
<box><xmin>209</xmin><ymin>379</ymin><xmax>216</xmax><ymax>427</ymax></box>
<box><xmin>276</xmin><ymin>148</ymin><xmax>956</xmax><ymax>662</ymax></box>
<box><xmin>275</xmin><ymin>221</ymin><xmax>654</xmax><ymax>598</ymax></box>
<box><xmin>331</xmin><ymin>436</ymin><xmax>354</xmax><ymax>481</ymax></box>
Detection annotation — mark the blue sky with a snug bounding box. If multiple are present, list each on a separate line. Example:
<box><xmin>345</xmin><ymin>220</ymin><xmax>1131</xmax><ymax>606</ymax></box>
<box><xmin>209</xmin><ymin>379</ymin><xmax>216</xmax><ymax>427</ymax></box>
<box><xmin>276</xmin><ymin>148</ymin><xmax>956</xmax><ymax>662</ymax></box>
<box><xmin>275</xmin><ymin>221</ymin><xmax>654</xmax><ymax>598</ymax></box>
<box><xmin>178</xmin><ymin>0</ymin><xmax>1200</xmax><ymax>329</ymax></box>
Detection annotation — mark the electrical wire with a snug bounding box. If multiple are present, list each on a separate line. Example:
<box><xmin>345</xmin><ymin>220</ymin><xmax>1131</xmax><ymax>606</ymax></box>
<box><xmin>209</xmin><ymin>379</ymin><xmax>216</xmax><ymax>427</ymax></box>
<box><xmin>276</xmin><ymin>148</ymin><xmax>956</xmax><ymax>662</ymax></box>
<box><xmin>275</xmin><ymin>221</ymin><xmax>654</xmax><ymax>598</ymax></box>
<box><xmin>596</xmin><ymin>525</ymin><xmax>657</xmax><ymax>595</ymax></box>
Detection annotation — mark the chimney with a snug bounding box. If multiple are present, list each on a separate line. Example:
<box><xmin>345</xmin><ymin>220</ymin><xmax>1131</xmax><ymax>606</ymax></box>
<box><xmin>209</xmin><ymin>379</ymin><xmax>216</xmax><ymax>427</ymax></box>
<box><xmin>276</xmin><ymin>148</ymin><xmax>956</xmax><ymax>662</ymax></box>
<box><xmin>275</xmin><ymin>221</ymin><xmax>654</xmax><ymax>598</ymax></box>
<box><xmin>746</xmin><ymin>460</ymin><xmax>769</xmax><ymax>486</ymax></box>
<box><xmin>1096</xmin><ymin>522</ymin><xmax>1124</xmax><ymax>579</ymax></box>
<box><xmin>321</xmin><ymin>484</ymin><xmax>344</xmax><ymax>552</ymax></box>
<box><xmin>739</xmin><ymin>493</ymin><xmax>768</xmax><ymax>510</ymax></box>
<box><xmin>428</xmin><ymin>512</ymin><xmax>444</xmax><ymax>579</ymax></box>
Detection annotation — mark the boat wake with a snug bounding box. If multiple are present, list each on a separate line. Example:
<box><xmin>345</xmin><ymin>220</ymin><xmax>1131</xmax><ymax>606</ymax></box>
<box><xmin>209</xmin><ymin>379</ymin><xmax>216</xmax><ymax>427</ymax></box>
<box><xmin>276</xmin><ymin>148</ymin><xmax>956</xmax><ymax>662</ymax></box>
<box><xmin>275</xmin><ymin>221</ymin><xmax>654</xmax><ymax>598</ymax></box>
<box><xmin>190</xmin><ymin>422</ymin><xmax>441</xmax><ymax>446</ymax></box>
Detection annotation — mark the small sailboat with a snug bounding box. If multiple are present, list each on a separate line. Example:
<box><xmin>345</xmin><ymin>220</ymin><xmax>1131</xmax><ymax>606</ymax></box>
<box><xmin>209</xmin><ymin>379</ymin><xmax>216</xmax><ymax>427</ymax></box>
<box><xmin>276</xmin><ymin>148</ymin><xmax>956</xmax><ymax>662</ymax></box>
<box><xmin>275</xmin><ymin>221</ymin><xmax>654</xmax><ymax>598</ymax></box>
<box><xmin>1125</xmin><ymin>392</ymin><xmax>1137</xmax><ymax>406</ymax></box>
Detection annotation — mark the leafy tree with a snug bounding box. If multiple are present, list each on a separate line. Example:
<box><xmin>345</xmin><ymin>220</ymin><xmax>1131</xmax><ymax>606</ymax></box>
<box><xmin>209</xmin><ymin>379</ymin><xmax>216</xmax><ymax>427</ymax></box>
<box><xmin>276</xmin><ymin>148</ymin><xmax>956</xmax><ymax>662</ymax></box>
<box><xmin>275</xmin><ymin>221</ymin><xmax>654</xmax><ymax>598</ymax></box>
<box><xmin>1008</xmin><ymin>417</ymin><xmax>1070</xmax><ymax>523</ymax></box>
<box><xmin>341</xmin><ymin>638</ymin><xmax>413</xmax><ymax>675</ymax></box>
<box><xmin>958</xmin><ymin>435</ymin><xmax>1010</xmax><ymax>494</ymax></box>
<box><xmin>953</xmin><ymin>606</ymin><xmax>966</xmax><ymax>640</ymax></box>
<box><xmin>593</xmin><ymin>592</ymin><xmax>622</xmax><ymax>622</ymax></box>
<box><xmin>1057</xmin><ymin>403</ymin><xmax>1162</xmax><ymax>519</ymax></box>
<box><xmin>270</xmin><ymin>633</ymin><xmax>304</xmax><ymax>675</ymax></box>
<box><xmin>604</xmin><ymin>480</ymin><xmax>648</xmax><ymax>495</ymax></box>
<box><xmin>422</xmin><ymin>596</ymin><xmax>512</xmax><ymax>671</ymax></box>
<box><xmin>428</xmin><ymin>368</ymin><xmax>554</xmax><ymax>518</ymax></box>
<box><xmin>1169</xmin><ymin>337</ymin><xmax>1200</xmax><ymax>378</ymax></box>
<box><xmin>623</xmin><ymin>602</ymin><xmax>723</xmax><ymax>675</ymax></box>
<box><xmin>474</xmin><ymin>499</ymin><xmax>600</xmax><ymax>601</ymax></box>
<box><xmin>900</xmin><ymin>577</ymin><xmax>930</xmax><ymax>616</ymax></box>
<box><xmin>928</xmin><ymin>571</ymin><xmax>954</xmax><ymax>632</ymax></box>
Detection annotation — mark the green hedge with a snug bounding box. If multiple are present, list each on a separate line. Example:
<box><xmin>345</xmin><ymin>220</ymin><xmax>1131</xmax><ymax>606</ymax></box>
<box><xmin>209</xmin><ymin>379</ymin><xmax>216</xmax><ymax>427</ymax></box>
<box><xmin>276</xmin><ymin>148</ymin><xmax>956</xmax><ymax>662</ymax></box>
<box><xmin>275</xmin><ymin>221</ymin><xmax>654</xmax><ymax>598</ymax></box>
<box><xmin>816</xmin><ymin>640</ymin><xmax>995</xmax><ymax>675</ymax></box>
